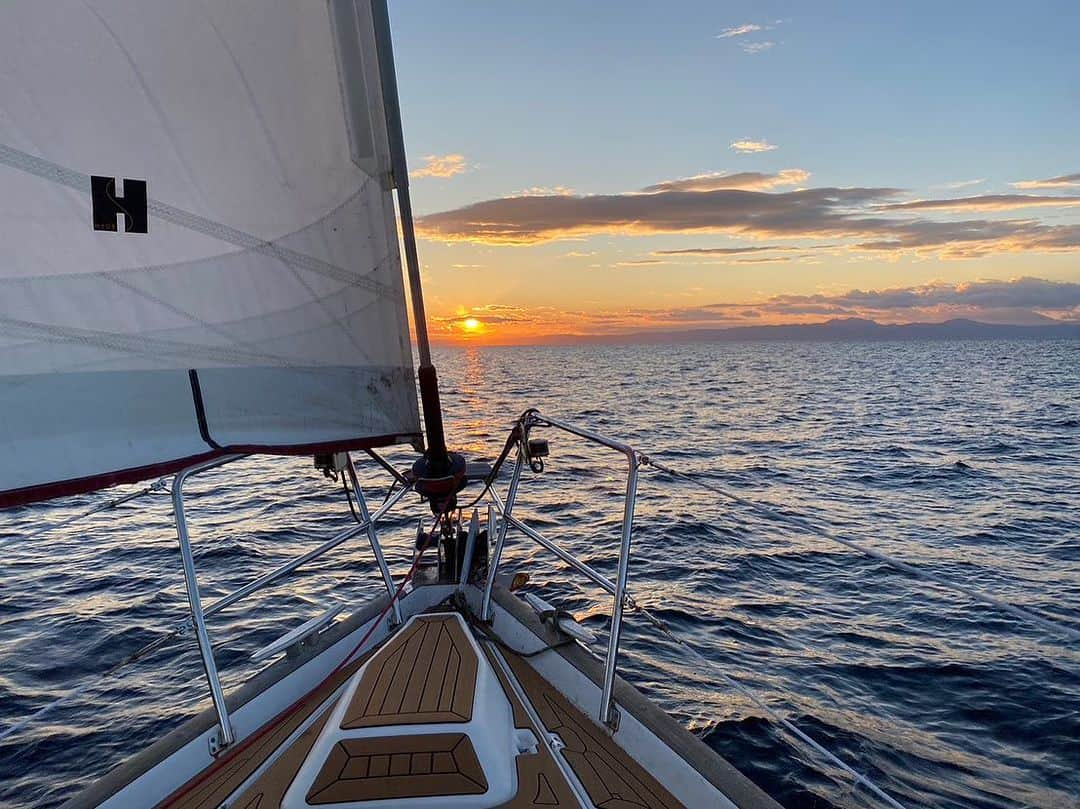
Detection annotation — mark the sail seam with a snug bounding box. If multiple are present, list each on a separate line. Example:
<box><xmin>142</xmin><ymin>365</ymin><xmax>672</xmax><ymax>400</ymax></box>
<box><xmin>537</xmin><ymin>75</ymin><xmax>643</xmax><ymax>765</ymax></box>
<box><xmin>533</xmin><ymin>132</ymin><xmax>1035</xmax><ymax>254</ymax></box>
<box><xmin>0</xmin><ymin>314</ymin><xmax>296</xmax><ymax>367</ymax></box>
<box><xmin>0</xmin><ymin>289</ymin><xmax>393</xmax><ymax>375</ymax></box>
<box><xmin>100</xmin><ymin>271</ymin><xmax>289</xmax><ymax>366</ymax></box>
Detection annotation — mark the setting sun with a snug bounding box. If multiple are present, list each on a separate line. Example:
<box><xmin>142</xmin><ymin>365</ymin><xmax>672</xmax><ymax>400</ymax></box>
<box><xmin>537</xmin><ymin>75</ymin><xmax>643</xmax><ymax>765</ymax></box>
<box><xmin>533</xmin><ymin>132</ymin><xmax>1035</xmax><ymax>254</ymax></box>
<box><xmin>462</xmin><ymin>317</ymin><xmax>481</xmax><ymax>331</ymax></box>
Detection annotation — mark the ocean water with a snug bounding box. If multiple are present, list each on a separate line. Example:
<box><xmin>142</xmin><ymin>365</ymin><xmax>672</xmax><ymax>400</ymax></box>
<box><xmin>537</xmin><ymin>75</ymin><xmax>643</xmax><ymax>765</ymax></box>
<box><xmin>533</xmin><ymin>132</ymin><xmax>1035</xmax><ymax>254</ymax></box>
<box><xmin>1</xmin><ymin>339</ymin><xmax>1077</xmax><ymax>808</ymax></box>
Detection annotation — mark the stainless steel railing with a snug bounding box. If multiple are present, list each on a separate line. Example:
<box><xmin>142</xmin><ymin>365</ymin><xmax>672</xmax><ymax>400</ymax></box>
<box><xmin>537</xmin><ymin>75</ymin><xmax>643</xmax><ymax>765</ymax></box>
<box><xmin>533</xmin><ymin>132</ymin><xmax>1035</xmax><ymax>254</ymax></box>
<box><xmin>171</xmin><ymin>454</ymin><xmax>245</xmax><ymax>751</ymax></box>
<box><xmin>169</xmin><ymin>452</ymin><xmax>410</xmax><ymax>753</ymax></box>
<box><xmin>480</xmin><ymin>410</ymin><xmax>640</xmax><ymax>728</ymax></box>
<box><xmin>9</xmin><ymin>413</ymin><xmax>641</xmax><ymax>747</ymax></box>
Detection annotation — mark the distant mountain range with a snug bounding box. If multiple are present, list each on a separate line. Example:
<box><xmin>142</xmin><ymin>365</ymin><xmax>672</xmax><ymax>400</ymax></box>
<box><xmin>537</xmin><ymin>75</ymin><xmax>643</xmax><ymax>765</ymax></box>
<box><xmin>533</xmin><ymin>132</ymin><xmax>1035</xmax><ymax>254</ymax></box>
<box><xmin>547</xmin><ymin>318</ymin><xmax>1080</xmax><ymax>345</ymax></box>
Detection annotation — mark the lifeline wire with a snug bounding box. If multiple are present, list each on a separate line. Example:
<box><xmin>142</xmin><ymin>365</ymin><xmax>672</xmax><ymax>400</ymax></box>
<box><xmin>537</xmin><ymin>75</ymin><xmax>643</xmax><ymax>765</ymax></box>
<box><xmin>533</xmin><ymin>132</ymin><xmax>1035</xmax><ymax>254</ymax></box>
<box><xmin>0</xmin><ymin>622</ymin><xmax>181</xmax><ymax>744</ymax></box>
<box><xmin>639</xmin><ymin>454</ymin><xmax>1080</xmax><ymax>645</ymax></box>
<box><xmin>12</xmin><ymin>477</ymin><xmax>170</xmax><ymax>544</ymax></box>
<box><xmin>160</xmin><ymin>504</ymin><xmax>451</xmax><ymax>807</ymax></box>
<box><xmin>0</xmin><ymin>474</ymin><xmax>406</xmax><ymax>744</ymax></box>
<box><xmin>625</xmin><ymin>596</ymin><xmax>907</xmax><ymax>809</ymax></box>
<box><xmin>484</xmin><ymin>418</ymin><xmax>909</xmax><ymax>807</ymax></box>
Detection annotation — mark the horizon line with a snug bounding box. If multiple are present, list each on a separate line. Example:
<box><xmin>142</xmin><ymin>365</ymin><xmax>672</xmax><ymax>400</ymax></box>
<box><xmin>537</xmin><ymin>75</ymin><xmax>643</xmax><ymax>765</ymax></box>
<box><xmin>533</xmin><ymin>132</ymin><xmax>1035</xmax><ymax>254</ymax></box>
<box><xmin>420</xmin><ymin>315</ymin><xmax>1080</xmax><ymax>348</ymax></box>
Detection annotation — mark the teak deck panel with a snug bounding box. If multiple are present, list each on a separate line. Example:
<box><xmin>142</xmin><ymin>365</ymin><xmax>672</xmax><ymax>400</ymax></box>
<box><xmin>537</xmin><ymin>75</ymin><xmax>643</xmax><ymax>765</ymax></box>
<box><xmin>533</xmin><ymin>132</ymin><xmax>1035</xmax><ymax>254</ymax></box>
<box><xmin>231</xmin><ymin>704</ymin><xmax>336</xmax><ymax>809</ymax></box>
<box><xmin>306</xmin><ymin>733</ymin><xmax>488</xmax><ymax>804</ymax></box>
<box><xmin>340</xmin><ymin>615</ymin><xmax>478</xmax><ymax>729</ymax></box>
<box><xmin>504</xmin><ymin>652</ymin><xmax>685</xmax><ymax>809</ymax></box>
<box><xmin>480</xmin><ymin>644</ymin><xmax>581</xmax><ymax>809</ymax></box>
<box><xmin>158</xmin><ymin>653</ymin><xmax>372</xmax><ymax>809</ymax></box>
<box><xmin>159</xmin><ymin>611</ymin><xmax>686</xmax><ymax>808</ymax></box>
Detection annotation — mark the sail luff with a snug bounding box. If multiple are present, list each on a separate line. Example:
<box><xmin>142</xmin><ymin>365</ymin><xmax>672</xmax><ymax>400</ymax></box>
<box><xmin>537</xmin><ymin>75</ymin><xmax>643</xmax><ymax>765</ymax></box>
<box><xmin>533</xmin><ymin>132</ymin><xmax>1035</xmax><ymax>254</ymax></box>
<box><xmin>371</xmin><ymin>0</ymin><xmax>452</xmax><ymax>470</ymax></box>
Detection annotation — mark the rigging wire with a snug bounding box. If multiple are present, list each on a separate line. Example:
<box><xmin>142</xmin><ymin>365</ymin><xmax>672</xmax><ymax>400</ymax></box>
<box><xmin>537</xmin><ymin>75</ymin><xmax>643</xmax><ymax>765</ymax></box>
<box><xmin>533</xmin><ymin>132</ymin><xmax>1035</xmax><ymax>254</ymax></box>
<box><xmin>466</xmin><ymin>415</ymin><xmax>1073</xmax><ymax>807</ymax></box>
<box><xmin>0</xmin><ymin>623</ymin><xmax>184</xmax><ymax>744</ymax></box>
<box><xmin>470</xmin><ymin>455</ymin><xmax>910</xmax><ymax>804</ymax></box>
<box><xmin>341</xmin><ymin>474</ymin><xmax>364</xmax><ymax>525</ymax></box>
<box><xmin>458</xmin><ymin>416</ymin><xmax>527</xmax><ymax>513</ymax></box>
<box><xmin>624</xmin><ymin>595</ymin><xmax>908</xmax><ymax>809</ymax></box>
<box><xmin>0</xmin><ymin>470</ymin><xmax>414</xmax><ymax>746</ymax></box>
<box><xmin>380</xmin><ymin>478</ymin><xmax>399</xmax><ymax>506</ymax></box>
<box><xmin>638</xmin><ymin>454</ymin><xmax>1080</xmax><ymax>645</ymax></box>
<box><xmin>7</xmin><ymin>416</ymin><xmax>1070</xmax><ymax>807</ymax></box>
<box><xmin>363</xmin><ymin>448</ymin><xmax>410</xmax><ymax>487</ymax></box>
<box><xmin>11</xmin><ymin>477</ymin><xmax>170</xmax><ymax>544</ymax></box>
<box><xmin>159</xmin><ymin>504</ymin><xmax>451</xmax><ymax>807</ymax></box>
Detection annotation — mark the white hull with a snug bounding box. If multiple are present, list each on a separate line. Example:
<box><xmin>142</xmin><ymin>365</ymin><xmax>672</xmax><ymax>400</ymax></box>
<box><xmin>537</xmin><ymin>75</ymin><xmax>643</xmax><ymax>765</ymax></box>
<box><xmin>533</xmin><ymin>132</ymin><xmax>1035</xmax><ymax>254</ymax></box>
<box><xmin>67</xmin><ymin>581</ymin><xmax>778</xmax><ymax>809</ymax></box>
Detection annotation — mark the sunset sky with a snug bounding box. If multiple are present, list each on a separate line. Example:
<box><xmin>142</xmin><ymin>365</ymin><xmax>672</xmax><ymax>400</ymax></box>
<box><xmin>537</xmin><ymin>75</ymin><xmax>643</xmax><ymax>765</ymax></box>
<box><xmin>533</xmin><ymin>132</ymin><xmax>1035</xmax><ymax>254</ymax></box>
<box><xmin>389</xmin><ymin>1</ymin><xmax>1080</xmax><ymax>344</ymax></box>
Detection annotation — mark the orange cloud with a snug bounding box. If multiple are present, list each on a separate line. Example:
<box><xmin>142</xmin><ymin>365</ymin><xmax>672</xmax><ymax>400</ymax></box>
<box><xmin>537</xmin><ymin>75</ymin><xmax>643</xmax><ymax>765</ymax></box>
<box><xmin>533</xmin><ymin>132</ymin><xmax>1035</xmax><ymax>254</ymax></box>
<box><xmin>427</xmin><ymin>277</ymin><xmax>1080</xmax><ymax>344</ymax></box>
<box><xmin>643</xmin><ymin>169</ymin><xmax>808</xmax><ymax>192</ymax></box>
<box><xmin>416</xmin><ymin>185</ymin><xmax>897</xmax><ymax>244</ymax></box>
<box><xmin>410</xmin><ymin>153</ymin><xmax>469</xmax><ymax>179</ymax></box>
<box><xmin>654</xmin><ymin>244</ymin><xmax>802</xmax><ymax>256</ymax></box>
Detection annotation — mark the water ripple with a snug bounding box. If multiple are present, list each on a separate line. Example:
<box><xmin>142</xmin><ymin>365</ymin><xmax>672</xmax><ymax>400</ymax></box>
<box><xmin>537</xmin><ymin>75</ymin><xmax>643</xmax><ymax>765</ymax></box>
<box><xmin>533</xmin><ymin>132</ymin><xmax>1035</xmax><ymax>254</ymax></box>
<box><xmin>1</xmin><ymin>339</ymin><xmax>1078</xmax><ymax>807</ymax></box>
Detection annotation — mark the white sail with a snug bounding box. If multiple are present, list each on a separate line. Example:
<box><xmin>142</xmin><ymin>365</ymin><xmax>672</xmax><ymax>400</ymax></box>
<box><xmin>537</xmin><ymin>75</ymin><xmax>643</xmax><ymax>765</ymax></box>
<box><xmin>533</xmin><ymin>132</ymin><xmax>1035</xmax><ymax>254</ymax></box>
<box><xmin>0</xmin><ymin>1</ymin><xmax>421</xmax><ymax>506</ymax></box>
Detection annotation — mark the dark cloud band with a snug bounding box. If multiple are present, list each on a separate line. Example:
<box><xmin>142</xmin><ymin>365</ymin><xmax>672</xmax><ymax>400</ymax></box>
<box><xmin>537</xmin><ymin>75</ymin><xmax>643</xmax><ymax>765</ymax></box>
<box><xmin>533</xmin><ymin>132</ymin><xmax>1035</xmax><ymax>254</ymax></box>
<box><xmin>416</xmin><ymin>176</ymin><xmax>1080</xmax><ymax>258</ymax></box>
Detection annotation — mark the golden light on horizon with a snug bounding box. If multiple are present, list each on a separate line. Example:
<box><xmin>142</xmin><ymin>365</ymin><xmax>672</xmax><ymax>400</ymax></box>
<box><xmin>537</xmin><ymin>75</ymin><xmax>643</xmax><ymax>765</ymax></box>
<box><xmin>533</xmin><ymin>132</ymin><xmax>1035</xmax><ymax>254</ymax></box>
<box><xmin>462</xmin><ymin>317</ymin><xmax>481</xmax><ymax>331</ymax></box>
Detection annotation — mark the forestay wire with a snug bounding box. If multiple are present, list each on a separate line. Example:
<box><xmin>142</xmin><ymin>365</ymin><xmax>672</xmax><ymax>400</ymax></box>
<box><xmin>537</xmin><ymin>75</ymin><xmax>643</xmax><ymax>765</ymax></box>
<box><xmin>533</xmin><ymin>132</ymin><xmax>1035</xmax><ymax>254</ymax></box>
<box><xmin>638</xmin><ymin>454</ymin><xmax>1080</xmax><ymax>645</ymax></box>
<box><xmin>0</xmin><ymin>624</ymin><xmax>189</xmax><ymax>745</ymax></box>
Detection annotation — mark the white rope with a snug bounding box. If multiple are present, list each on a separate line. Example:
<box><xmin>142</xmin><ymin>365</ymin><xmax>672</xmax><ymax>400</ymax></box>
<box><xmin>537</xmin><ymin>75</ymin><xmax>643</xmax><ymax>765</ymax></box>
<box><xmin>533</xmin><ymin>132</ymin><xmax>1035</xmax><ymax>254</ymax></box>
<box><xmin>639</xmin><ymin>455</ymin><xmax>1080</xmax><ymax>645</ymax></box>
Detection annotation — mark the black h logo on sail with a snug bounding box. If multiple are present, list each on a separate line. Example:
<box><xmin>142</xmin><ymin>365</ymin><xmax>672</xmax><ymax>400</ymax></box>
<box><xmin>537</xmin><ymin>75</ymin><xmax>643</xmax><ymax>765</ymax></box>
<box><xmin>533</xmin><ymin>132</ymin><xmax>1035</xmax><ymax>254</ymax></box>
<box><xmin>91</xmin><ymin>176</ymin><xmax>148</xmax><ymax>233</ymax></box>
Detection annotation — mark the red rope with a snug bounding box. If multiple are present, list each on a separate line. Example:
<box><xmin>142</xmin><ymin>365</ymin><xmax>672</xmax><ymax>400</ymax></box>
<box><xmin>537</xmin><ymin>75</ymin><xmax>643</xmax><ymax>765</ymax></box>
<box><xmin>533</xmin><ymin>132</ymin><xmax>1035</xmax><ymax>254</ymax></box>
<box><xmin>161</xmin><ymin>511</ymin><xmax>446</xmax><ymax>807</ymax></box>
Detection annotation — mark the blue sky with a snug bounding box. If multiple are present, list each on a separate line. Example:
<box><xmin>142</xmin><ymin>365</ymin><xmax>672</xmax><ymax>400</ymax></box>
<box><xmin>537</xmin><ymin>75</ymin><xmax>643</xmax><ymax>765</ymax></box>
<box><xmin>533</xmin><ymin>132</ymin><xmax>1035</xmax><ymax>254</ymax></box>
<box><xmin>386</xmin><ymin>1</ymin><xmax>1080</xmax><ymax>342</ymax></box>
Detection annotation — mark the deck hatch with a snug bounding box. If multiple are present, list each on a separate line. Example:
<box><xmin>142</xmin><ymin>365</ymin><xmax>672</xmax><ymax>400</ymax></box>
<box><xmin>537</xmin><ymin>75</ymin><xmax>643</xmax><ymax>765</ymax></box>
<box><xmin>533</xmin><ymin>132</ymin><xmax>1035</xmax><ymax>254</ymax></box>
<box><xmin>340</xmin><ymin>615</ymin><xmax>478</xmax><ymax>728</ymax></box>
<box><xmin>306</xmin><ymin>733</ymin><xmax>487</xmax><ymax>803</ymax></box>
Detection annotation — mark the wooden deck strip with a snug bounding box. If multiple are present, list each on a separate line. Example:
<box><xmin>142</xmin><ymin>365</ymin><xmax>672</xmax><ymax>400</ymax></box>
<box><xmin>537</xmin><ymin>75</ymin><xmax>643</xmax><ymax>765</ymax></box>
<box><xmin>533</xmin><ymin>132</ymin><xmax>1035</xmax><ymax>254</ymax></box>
<box><xmin>158</xmin><ymin>652</ymin><xmax>372</xmax><ymax>809</ymax></box>
<box><xmin>210</xmin><ymin>614</ymin><xmax>581</xmax><ymax>808</ymax></box>
<box><xmin>340</xmin><ymin>615</ymin><xmax>478</xmax><ymax>728</ymax></box>
<box><xmin>503</xmin><ymin>652</ymin><xmax>685</xmax><ymax>809</ymax></box>
<box><xmin>229</xmin><ymin>704</ymin><xmax>335</xmax><ymax>809</ymax></box>
<box><xmin>161</xmin><ymin>611</ymin><xmax>688</xmax><ymax>808</ymax></box>
<box><xmin>480</xmin><ymin>644</ymin><xmax>581</xmax><ymax>809</ymax></box>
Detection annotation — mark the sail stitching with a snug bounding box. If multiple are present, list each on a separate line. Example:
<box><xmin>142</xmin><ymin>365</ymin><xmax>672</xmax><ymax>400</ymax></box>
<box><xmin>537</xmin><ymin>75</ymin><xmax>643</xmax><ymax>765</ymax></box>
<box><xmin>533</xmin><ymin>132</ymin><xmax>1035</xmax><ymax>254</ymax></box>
<box><xmin>0</xmin><ymin>142</ymin><xmax>398</xmax><ymax>365</ymax></box>
<box><xmin>0</xmin><ymin>314</ymin><xmax>299</xmax><ymax>367</ymax></box>
<box><xmin>0</xmin><ymin>289</ymin><xmax>396</xmax><ymax>374</ymax></box>
<box><xmin>100</xmin><ymin>271</ymin><xmax>295</xmax><ymax>365</ymax></box>
<box><xmin>103</xmin><ymin>264</ymin><xmax>395</xmax><ymax>368</ymax></box>
<box><xmin>0</xmin><ymin>183</ymin><xmax>381</xmax><ymax>288</ymax></box>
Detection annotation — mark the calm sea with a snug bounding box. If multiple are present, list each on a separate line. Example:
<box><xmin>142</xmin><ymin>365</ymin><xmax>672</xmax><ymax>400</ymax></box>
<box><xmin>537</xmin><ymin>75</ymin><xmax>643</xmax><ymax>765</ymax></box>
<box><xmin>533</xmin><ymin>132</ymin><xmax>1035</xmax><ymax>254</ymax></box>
<box><xmin>1</xmin><ymin>340</ymin><xmax>1077</xmax><ymax>808</ymax></box>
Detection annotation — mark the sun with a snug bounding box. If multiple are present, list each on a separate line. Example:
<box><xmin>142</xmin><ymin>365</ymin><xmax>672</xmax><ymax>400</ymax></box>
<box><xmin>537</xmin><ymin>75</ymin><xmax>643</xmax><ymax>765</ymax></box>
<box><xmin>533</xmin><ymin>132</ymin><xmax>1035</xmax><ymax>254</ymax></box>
<box><xmin>462</xmin><ymin>317</ymin><xmax>481</xmax><ymax>331</ymax></box>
